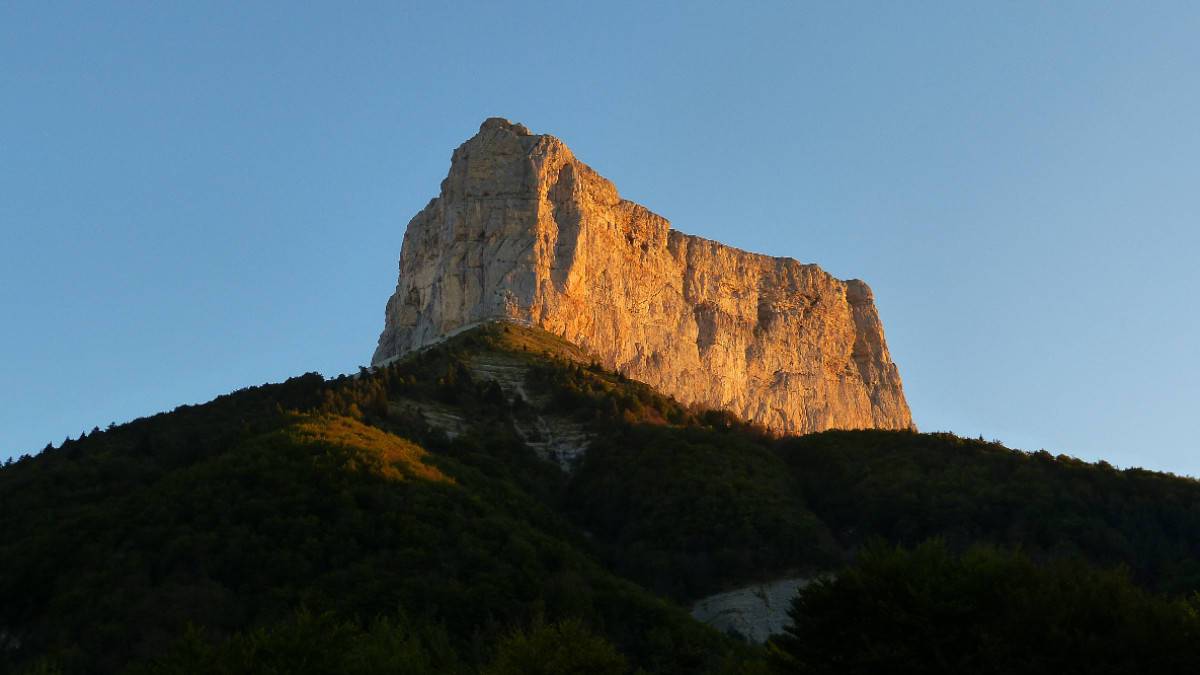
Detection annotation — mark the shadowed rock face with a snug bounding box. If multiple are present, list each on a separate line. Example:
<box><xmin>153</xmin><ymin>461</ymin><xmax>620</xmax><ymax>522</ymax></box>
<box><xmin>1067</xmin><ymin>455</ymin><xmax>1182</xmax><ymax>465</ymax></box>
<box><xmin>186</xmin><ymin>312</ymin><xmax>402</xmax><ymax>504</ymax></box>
<box><xmin>691</xmin><ymin>577</ymin><xmax>811</xmax><ymax>643</ymax></box>
<box><xmin>373</xmin><ymin>118</ymin><xmax>913</xmax><ymax>434</ymax></box>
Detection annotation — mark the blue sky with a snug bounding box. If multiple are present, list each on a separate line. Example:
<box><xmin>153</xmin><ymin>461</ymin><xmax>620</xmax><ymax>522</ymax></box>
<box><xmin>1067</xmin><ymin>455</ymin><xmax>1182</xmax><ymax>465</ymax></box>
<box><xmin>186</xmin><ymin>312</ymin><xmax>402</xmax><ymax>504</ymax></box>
<box><xmin>2</xmin><ymin>2</ymin><xmax>1198</xmax><ymax>474</ymax></box>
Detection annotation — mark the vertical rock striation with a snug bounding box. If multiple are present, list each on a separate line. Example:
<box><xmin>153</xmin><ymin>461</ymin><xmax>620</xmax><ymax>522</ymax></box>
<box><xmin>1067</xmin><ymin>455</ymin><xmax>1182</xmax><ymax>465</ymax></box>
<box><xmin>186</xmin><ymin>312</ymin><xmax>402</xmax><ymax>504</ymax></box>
<box><xmin>373</xmin><ymin>118</ymin><xmax>913</xmax><ymax>434</ymax></box>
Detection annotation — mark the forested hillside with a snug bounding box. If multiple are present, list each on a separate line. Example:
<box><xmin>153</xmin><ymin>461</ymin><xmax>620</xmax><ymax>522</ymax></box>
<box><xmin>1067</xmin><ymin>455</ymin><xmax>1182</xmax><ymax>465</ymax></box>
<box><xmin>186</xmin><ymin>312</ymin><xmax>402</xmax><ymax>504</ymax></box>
<box><xmin>3</xmin><ymin>323</ymin><xmax>1199</xmax><ymax>673</ymax></box>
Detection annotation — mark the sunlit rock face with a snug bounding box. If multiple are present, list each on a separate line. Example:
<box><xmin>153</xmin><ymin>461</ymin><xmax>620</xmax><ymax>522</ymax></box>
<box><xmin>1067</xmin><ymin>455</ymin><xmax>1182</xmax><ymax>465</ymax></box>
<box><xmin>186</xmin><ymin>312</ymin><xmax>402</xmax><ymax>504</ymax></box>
<box><xmin>373</xmin><ymin>118</ymin><xmax>913</xmax><ymax>434</ymax></box>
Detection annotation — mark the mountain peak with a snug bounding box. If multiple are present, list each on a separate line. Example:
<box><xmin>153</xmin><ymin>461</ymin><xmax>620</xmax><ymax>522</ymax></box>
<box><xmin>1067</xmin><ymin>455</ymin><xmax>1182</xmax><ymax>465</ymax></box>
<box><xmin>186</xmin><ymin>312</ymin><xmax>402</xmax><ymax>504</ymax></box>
<box><xmin>479</xmin><ymin>116</ymin><xmax>533</xmax><ymax>136</ymax></box>
<box><xmin>374</xmin><ymin>121</ymin><xmax>913</xmax><ymax>434</ymax></box>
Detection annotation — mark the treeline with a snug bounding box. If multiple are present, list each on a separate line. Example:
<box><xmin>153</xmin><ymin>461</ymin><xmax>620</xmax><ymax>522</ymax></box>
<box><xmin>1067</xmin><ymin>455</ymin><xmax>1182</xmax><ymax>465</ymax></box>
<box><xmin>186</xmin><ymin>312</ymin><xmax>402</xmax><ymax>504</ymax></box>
<box><xmin>778</xmin><ymin>430</ymin><xmax>1200</xmax><ymax>595</ymax></box>
<box><xmin>771</xmin><ymin>541</ymin><xmax>1200</xmax><ymax>674</ymax></box>
<box><xmin>119</xmin><ymin>611</ymin><xmax>644</xmax><ymax>675</ymax></box>
<box><xmin>567</xmin><ymin>423</ymin><xmax>836</xmax><ymax>600</ymax></box>
<box><xmin>524</xmin><ymin>344</ymin><xmax>1200</xmax><ymax>603</ymax></box>
<box><xmin>0</xmin><ymin>331</ymin><xmax>740</xmax><ymax>673</ymax></box>
<box><xmin>6</xmin><ymin>322</ymin><xmax>1200</xmax><ymax>672</ymax></box>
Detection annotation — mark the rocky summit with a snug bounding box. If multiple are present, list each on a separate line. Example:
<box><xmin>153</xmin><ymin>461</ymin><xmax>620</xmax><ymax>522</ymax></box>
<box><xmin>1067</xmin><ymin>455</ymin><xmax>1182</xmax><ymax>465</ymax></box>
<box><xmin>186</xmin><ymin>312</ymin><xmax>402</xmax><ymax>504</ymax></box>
<box><xmin>373</xmin><ymin>118</ymin><xmax>913</xmax><ymax>434</ymax></box>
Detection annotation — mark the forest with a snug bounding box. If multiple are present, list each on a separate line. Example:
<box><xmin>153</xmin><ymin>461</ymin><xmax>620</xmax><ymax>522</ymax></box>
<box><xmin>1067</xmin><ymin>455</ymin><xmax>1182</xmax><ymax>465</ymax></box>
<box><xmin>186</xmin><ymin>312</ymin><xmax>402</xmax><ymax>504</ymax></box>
<box><xmin>3</xmin><ymin>322</ymin><xmax>1199</xmax><ymax>673</ymax></box>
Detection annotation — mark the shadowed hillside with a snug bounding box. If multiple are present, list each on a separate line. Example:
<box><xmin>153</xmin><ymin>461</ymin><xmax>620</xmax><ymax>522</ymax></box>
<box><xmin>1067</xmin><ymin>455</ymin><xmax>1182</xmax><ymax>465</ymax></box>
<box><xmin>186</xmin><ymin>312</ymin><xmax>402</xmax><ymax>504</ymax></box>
<box><xmin>3</xmin><ymin>322</ymin><xmax>1199</xmax><ymax>673</ymax></box>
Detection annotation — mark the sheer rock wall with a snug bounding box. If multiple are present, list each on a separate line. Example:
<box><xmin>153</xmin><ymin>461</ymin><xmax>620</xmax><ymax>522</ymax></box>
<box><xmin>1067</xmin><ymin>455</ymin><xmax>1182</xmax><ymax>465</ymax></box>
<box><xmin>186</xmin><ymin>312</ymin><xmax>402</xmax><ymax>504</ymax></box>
<box><xmin>373</xmin><ymin>118</ymin><xmax>913</xmax><ymax>434</ymax></box>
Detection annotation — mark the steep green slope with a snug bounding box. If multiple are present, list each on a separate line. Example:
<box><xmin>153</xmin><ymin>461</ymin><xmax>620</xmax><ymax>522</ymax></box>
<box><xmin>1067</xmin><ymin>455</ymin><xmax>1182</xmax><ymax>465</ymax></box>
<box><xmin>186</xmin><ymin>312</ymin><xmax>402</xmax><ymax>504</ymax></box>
<box><xmin>4</xmin><ymin>321</ymin><xmax>1200</xmax><ymax>673</ymax></box>
<box><xmin>778</xmin><ymin>430</ymin><xmax>1200</xmax><ymax>593</ymax></box>
<box><xmin>567</xmin><ymin>424</ymin><xmax>838</xmax><ymax>600</ymax></box>
<box><xmin>0</xmin><ymin>329</ymin><xmax>737</xmax><ymax>674</ymax></box>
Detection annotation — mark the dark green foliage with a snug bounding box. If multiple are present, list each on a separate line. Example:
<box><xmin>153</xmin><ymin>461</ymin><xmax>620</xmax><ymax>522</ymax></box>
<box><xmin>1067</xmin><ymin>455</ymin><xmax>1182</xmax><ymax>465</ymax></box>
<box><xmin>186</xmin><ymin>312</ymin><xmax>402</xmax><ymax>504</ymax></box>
<box><xmin>128</xmin><ymin>610</ymin><xmax>462</xmax><ymax>675</ymax></box>
<box><xmin>133</xmin><ymin>612</ymin><xmax>629</xmax><ymax>675</ymax></box>
<box><xmin>778</xmin><ymin>430</ymin><xmax>1200</xmax><ymax>593</ymax></box>
<box><xmin>482</xmin><ymin>618</ymin><xmax>627</xmax><ymax>675</ymax></box>
<box><xmin>7</xmin><ymin>323</ymin><xmax>1200</xmax><ymax>673</ymax></box>
<box><xmin>0</xmin><ymin>352</ymin><xmax>730</xmax><ymax>674</ymax></box>
<box><xmin>527</xmin><ymin>359</ymin><xmax>690</xmax><ymax>426</ymax></box>
<box><xmin>769</xmin><ymin>541</ymin><xmax>1200</xmax><ymax>674</ymax></box>
<box><xmin>570</xmin><ymin>424</ymin><xmax>837</xmax><ymax>600</ymax></box>
<box><xmin>524</xmin><ymin>354</ymin><xmax>769</xmax><ymax>436</ymax></box>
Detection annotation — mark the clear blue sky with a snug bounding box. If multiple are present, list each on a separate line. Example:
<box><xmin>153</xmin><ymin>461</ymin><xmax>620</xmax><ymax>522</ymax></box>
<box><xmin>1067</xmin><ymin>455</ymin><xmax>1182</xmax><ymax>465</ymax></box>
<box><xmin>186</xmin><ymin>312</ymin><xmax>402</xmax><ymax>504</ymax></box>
<box><xmin>3</xmin><ymin>2</ymin><xmax>1198</xmax><ymax>474</ymax></box>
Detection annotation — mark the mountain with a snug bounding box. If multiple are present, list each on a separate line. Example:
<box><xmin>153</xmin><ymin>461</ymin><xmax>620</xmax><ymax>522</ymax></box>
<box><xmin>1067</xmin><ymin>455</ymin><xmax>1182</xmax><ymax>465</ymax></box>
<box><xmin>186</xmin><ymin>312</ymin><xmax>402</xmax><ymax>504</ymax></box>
<box><xmin>5</xmin><ymin>121</ymin><xmax>1198</xmax><ymax>673</ymax></box>
<box><xmin>373</xmin><ymin>119</ymin><xmax>911</xmax><ymax>435</ymax></box>
<box><xmin>4</xmin><ymin>322</ymin><xmax>1200</xmax><ymax>674</ymax></box>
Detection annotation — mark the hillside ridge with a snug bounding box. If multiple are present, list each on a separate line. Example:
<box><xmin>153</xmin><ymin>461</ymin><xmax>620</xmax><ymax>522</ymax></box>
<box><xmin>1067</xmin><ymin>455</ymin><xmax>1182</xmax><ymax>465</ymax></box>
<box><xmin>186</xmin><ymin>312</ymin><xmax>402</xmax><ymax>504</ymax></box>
<box><xmin>7</xmin><ymin>322</ymin><xmax>1200</xmax><ymax>673</ymax></box>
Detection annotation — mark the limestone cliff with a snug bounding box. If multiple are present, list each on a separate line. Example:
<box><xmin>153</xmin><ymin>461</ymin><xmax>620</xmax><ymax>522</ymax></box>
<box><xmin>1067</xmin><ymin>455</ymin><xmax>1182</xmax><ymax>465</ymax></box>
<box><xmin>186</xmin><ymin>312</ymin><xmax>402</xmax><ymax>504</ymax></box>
<box><xmin>692</xmin><ymin>577</ymin><xmax>811</xmax><ymax>642</ymax></box>
<box><xmin>373</xmin><ymin>118</ymin><xmax>913</xmax><ymax>434</ymax></box>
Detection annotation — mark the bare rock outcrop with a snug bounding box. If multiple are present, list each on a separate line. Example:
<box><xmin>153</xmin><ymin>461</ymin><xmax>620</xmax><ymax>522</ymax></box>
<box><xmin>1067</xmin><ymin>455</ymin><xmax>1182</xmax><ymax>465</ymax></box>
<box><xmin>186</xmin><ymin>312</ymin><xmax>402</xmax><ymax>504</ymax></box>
<box><xmin>373</xmin><ymin>118</ymin><xmax>913</xmax><ymax>434</ymax></box>
<box><xmin>691</xmin><ymin>577</ymin><xmax>811</xmax><ymax>642</ymax></box>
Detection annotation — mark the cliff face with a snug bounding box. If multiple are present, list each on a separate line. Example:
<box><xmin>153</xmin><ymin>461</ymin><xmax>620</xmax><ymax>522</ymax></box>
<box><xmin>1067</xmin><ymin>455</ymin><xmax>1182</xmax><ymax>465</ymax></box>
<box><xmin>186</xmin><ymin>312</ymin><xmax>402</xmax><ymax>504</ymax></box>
<box><xmin>373</xmin><ymin>118</ymin><xmax>913</xmax><ymax>434</ymax></box>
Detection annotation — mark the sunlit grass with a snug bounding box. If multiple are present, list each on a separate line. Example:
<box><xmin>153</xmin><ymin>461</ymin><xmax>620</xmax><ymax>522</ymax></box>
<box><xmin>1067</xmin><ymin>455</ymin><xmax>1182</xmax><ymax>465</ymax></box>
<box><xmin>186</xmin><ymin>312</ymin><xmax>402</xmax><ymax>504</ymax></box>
<box><xmin>287</xmin><ymin>414</ymin><xmax>453</xmax><ymax>484</ymax></box>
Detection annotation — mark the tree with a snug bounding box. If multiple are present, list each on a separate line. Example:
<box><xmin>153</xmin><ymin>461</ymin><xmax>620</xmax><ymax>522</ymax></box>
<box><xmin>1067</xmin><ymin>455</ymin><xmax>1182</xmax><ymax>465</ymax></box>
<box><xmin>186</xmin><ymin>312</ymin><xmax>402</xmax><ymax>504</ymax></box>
<box><xmin>769</xmin><ymin>540</ymin><xmax>1200</xmax><ymax>675</ymax></box>
<box><xmin>484</xmin><ymin>619</ymin><xmax>626</xmax><ymax>675</ymax></box>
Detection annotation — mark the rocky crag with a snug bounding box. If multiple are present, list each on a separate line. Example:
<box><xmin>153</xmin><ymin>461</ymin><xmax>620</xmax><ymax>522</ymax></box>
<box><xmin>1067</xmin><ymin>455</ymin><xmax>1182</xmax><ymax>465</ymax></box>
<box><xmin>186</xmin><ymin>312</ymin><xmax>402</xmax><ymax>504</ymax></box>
<box><xmin>373</xmin><ymin>118</ymin><xmax>912</xmax><ymax>434</ymax></box>
<box><xmin>691</xmin><ymin>577</ymin><xmax>811</xmax><ymax>643</ymax></box>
